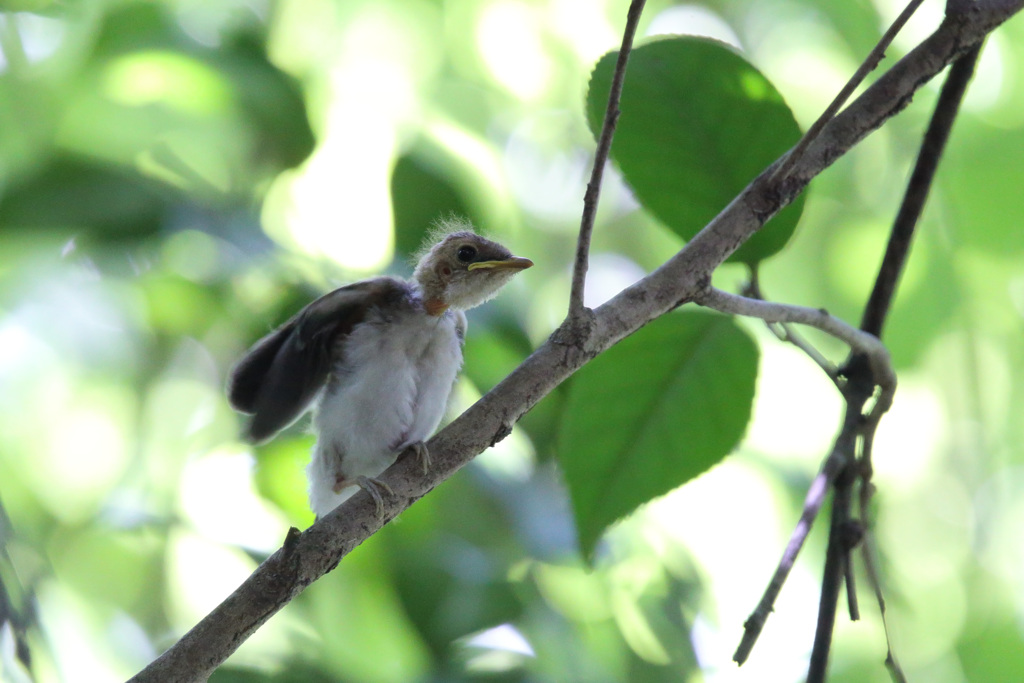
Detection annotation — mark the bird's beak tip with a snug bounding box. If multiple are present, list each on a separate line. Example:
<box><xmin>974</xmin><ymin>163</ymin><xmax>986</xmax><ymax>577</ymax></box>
<box><xmin>468</xmin><ymin>256</ymin><xmax>534</xmax><ymax>271</ymax></box>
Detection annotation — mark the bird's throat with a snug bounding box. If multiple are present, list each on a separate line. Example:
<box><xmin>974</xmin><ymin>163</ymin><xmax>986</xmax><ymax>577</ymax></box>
<box><xmin>424</xmin><ymin>298</ymin><xmax>449</xmax><ymax>316</ymax></box>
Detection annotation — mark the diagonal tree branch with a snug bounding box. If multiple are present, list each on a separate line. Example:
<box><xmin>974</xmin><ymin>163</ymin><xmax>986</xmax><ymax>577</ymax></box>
<box><xmin>127</xmin><ymin>3</ymin><xmax>1023</xmax><ymax>681</ymax></box>
<box><xmin>772</xmin><ymin>0</ymin><xmax>928</xmax><ymax>182</ymax></box>
<box><xmin>731</xmin><ymin>428</ymin><xmax>853</xmax><ymax>665</ymax></box>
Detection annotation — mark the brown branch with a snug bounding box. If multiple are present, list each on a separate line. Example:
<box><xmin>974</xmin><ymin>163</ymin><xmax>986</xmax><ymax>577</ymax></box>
<box><xmin>732</xmin><ymin>439</ymin><xmax>848</xmax><ymax>665</ymax></box>
<box><xmin>737</xmin><ymin>20</ymin><xmax>988</xmax><ymax>673</ymax></box>
<box><xmin>772</xmin><ymin>0</ymin><xmax>927</xmax><ymax>182</ymax></box>
<box><xmin>127</xmin><ymin>4</ymin><xmax>1023</xmax><ymax>680</ymax></box>
<box><xmin>844</xmin><ymin>537</ymin><xmax>861</xmax><ymax>622</ymax></box>
<box><xmin>806</xmin><ymin>40</ymin><xmax>983</xmax><ymax>682</ymax></box>
<box><xmin>807</xmin><ymin>456</ymin><xmax>859</xmax><ymax>683</ymax></box>
<box><xmin>846</xmin><ymin>38</ymin><xmax>981</xmax><ymax>650</ymax></box>
<box><xmin>860</xmin><ymin>43</ymin><xmax>983</xmax><ymax>336</ymax></box>
<box><xmin>567</xmin><ymin>0</ymin><xmax>646</xmax><ymax>322</ymax></box>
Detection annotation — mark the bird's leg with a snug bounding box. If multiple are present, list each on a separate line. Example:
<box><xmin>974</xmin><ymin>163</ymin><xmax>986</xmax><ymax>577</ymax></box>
<box><xmin>329</xmin><ymin>443</ymin><xmax>349</xmax><ymax>493</ymax></box>
<box><xmin>404</xmin><ymin>441</ymin><xmax>431</xmax><ymax>474</ymax></box>
<box><xmin>356</xmin><ymin>476</ymin><xmax>394</xmax><ymax>517</ymax></box>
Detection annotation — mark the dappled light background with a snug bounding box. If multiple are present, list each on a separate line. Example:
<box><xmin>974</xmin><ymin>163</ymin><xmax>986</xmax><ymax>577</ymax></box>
<box><xmin>1</xmin><ymin>0</ymin><xmax>1023</xmax><ymax>681</ymax></box>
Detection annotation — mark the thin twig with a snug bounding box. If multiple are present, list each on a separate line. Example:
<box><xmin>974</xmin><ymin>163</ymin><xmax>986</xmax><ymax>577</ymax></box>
<box><xmin>772</xmin><ymin>0</ymin><xmax>926</xmax><ymax>183</ymax></box>
<box><xmin>567</xmin><ymin>0</ymin><xmax>646</xmax><ymax>321</ymax></box>
<box><xmin>861</xmin><ymin>43</ymin><xmax>983</xmax><ymax>336</ymax></box>
<box><xmin>835</xmin><ymin>43</ymin><xmax>981</xmax><ymax>679</ymax></box>
<box><xmin>732</xmin><ymin>439</ymin><xmax>850</xmax><ymax>664</ymax></box>
<box><xmin>702</xmin><ymin>285</ymin><xmax>893</xmax><ymax>668</ymax></box>
<box><xmin>745</xmin><ymin>270</ymin><xmax>840</xmax><ymax>383</ymax></box>
<box><xmin>860</xmin><ymin>532</ymin><xmax>909</xmax><ymax>683</ymax></box>
<box><xmin>694</xmin><ymin>287</ymin><xmax>895</xmax><ymax>396</ymax></box>
<box><xmin>844</xmin><ymin>544</ymin><xmax>860</xmax><ymax>622</ymax></box>
<box><xmin>719</xmin><ymin>9</ymin><xmax>980</xmax><ymax>677</ymax></box>
<box><xmin>858</xmin><ymin>473</ymin><xmax>908</xmax><ymax>682</ymax></box>
<box><xmin>806</xmin><ymin>380</ymin><xmax>876</xmax><ymax>682</ymax></box>
<box><xmin>774</xmin><ymin>323</ymin><xmax>840</xmax><ymax>382</ymax></box>
<box><xmin>715</xmin><ymin>35</ymin><xmax>980</xmax><ymax>671</ymax></box>
<box><xmin>807</xmin><ymin>457</ymin><xmax>858</xmax><ymax>683</ymax></box>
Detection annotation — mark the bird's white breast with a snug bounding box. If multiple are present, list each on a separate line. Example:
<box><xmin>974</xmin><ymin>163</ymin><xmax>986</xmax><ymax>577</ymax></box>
<box><xmin>308</xmin><ymin>304</ymin><xmax>464</xmax><ymax>514</ymax></box>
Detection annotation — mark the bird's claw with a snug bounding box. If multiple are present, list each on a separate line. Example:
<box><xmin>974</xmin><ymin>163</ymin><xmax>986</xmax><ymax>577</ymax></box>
<box><xmin>357</xmin><ymin>475</ymin><xmax>394</xmax><ymax>517</ymax></box>
<box><xmin>406</xmin><ymin>441</ymin><xmax>431</xmax><ymax>475</ymax></box>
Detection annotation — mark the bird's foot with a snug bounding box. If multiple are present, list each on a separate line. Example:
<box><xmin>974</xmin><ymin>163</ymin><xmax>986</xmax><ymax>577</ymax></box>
<box><xmin>405</xmin><ymin>441</ymin><xmax>431</xmax><ymax>475</ymax></box>
<box><xmin>356</xmin><ymin>475</ymin><xmax>394</xmax><ymax>517</ymax></box>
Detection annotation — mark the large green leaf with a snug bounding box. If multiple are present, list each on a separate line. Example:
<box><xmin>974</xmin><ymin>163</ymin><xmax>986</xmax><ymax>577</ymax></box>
<box><xmin>390</xmin><ymin>152</ymin><xmax>472</xmax><ymax>260</ymax></box>
<box><xmin>558</xmin><ymin>311</ymin><xmax>758</xmax><ymax>558</ymax></box>
<box><xmin>587</xmin><ymin>36</ymin><xmax>804</xmax><ymax>264</ymax></box>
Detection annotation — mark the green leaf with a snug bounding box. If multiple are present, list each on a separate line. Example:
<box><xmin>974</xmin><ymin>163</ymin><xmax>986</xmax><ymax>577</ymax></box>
<box><xmin>390</xmin><ymin>152</ymin><xmax>472</xmax><ymax>260</ymax></box>
<box><xmin>0</xmin><ymin>156</ymin><xmax>168</xmax><ymax>237</ymax></box>
<box><xmin>587</xmin><ymin>36</ymin><xmax>804</xmax><ymax>264</ymax></box>
<box><xmin>558</xmin><ymin>311</ymin><xmax>759</xmax><ymax>558</ymax></box>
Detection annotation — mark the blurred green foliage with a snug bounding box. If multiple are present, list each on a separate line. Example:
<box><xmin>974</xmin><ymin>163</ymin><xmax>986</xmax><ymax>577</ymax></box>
<box><xmin>1</xmin><ymin>1</ymin><xmax>1024</xmax><ymax>682</ymax></box>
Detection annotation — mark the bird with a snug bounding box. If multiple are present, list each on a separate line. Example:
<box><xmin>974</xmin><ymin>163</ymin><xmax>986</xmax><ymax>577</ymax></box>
<box><xmin>228</xmin><ymin>222</ymin><xmax>533</xmax><ymax>518</ymax></box>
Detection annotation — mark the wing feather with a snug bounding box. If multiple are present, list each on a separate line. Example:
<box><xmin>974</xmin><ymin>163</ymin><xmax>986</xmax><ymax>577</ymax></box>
<box><xmin>228</xmin><ymin>278</ymin><xmax>407</xmax><ymax>443</ymax></box>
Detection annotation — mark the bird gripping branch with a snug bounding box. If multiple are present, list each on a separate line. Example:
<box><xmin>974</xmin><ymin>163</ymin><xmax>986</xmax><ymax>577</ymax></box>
<box><xmin>228</xmin><ymin>222</ymin><xmax>532</xmax><ymax>518</ymax></box>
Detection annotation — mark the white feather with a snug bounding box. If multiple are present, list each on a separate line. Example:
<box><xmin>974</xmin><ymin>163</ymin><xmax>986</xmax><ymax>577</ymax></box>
<box><xmin>307</xmin><ymin>303</ymin><xmax>465</xmax><ymax>517</ymax></box>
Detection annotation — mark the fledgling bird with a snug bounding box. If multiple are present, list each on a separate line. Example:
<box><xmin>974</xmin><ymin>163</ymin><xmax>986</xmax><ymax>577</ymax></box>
<box><xmin>228</xmin><ymin>223</ymin><xmax>532</xmax><ymax>518</ymax></box>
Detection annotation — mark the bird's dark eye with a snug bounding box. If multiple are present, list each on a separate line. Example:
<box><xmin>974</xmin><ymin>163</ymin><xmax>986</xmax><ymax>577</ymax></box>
<box><xmin>457</xmin><ymin>245</ymin><xmax>477</xmax><ymax>263</ymax></box>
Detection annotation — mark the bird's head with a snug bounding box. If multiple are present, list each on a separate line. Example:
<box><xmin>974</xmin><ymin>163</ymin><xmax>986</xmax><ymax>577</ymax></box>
<box><xmin>413</xmin><ymin>228</ymin><xmax>533</xmax><ymax>314</ymax></box>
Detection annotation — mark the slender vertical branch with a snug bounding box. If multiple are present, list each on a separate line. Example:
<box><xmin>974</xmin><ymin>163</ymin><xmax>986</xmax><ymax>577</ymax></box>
<box><xmin>806</xmin><ymin>458</ymin><xmax>858</xmax><ymax>683</ymax></box>
<box><xmin>567</xmin><ymin>0</ymin><xmax>646</xmax><ymax>321</ymax></box>
<box><xmin>805</xmin><ymin>41</ymin><xmax>983</xmax><ymax>683</ymax></box>
<box><xmin>737</xmin><ymin>28</ymin><xmax>982</xmax><ymax>678</ymax></box>
<box><xmin>860</xmin><ymin>43</ymin><xmax>982</xmax><ymax>336</ymax></box>
<box><xmin>843</xmin><ymin>540</ymin><xmax>860</xmax><ymax>622</ymax></box>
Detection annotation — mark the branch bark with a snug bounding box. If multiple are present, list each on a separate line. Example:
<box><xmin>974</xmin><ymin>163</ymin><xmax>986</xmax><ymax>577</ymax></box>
<box><xmin>568</xmin><ymin>0</ymin><xmax>646</xmax><ymax>322</ymax></box>
<box><xmin>694</xmin><ymin>286</ymin><xmax>895</xmax><ymax>395</ymax></box>
<box><xmin>772</xmin><ymin>0</ymin><xmax>928</xmax><ymax>181</ymax></box>
<box><xmin>809</xmin><ymin>39</ymin><xmax>984</xmax><ymax>682</ymax></box>
<box><xmin>128</xmin><ymin>3</ymin><xmax>1024</xmax><ymax>681</ymax></box>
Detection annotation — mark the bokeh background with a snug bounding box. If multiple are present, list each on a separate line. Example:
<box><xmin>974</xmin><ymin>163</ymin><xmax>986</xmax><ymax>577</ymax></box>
<box><xmin>1</xmin><ymin>0</ymin><xmax>1024</xmax><ymax>681</ymax></box>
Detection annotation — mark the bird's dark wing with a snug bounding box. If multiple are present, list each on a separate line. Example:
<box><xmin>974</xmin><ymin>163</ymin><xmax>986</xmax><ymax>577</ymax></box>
<box><xmin>228</xmin><ymin>277</ymin><xmax>407</xmax><ymax>443</ymax></box>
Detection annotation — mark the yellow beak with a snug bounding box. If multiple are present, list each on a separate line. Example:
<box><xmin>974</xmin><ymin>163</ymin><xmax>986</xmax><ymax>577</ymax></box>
<box><xmin>468</xmin><ymin>256</ymin><xmax>534</xmax><ymax>271</ymax></box>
